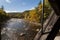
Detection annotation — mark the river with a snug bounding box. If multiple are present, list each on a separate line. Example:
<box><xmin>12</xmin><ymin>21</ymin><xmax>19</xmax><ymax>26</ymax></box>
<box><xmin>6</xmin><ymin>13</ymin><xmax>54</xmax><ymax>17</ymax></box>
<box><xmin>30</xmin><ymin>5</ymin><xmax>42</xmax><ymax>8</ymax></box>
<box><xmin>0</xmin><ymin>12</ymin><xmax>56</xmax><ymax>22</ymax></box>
<box><xmin>1</xmin><ymin>18</ymin><xmax>40</xmax><ymax>40</ymax></box>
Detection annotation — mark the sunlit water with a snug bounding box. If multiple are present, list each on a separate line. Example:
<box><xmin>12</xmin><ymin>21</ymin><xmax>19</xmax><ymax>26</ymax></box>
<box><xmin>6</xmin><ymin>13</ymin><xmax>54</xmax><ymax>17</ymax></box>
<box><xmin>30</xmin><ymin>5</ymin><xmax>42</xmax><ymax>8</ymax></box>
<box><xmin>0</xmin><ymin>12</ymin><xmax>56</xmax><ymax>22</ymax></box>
<box><xmin>1</xmin><ymin>18</ymin><xmax>38</xmax><ymax>40</ymax></box>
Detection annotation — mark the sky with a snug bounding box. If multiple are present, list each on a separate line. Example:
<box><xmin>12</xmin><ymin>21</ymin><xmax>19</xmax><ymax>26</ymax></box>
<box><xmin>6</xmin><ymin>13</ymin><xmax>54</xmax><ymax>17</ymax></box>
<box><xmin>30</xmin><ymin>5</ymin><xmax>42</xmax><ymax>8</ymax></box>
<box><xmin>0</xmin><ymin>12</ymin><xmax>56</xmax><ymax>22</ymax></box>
<box><xmin>0</xmin><ymin>0</ymin><xmax>42</xmax><ymax>12</ymax></box>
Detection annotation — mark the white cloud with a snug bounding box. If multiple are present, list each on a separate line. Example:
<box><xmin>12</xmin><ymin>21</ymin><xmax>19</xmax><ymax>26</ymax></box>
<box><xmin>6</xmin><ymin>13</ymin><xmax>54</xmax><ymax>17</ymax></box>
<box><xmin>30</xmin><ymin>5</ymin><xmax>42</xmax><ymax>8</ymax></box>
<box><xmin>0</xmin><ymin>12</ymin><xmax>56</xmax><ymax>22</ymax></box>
<box><xmin>5</xmin><ymin>10</ymin><xmax>19</xmax><ymax>13</ymax></box>
<box><xmin>31</xmin><ymin>7</ymin><xmax>35</xmax><ymax>9</ymax></box>
<box><xmin>5</xmin><ymin>0</ymin><xmax>11</xmax><ymax>3</ymax></box>
<box><xmin>5</xmin><ymin>10</ymin><xmax>23</xmax><ymax>13</ymax></box>
<box><xmin>29</xmin><ymin>7</ymin><xmax>35</xmax><ymax>10</ymax></box>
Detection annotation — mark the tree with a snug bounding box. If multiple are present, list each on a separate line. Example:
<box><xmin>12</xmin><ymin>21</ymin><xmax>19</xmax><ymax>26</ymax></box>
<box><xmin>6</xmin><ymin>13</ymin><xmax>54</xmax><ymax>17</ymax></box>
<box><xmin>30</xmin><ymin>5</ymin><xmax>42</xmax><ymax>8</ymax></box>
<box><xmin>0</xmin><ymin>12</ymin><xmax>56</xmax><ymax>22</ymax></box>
<box><xmin>0</xmin><ymin>7</ymin><xmax>10</xmax><ymax>26</ymax></box>
<box><xmin>44</xmin><ymin>0</ymin><xmax>53</xmax><ymax>21</ymax></box>
<box><xmin>24</xmin><ymin>10</ymin><xmax>29</xmax><ymax>20</ymax></box>
<box><xmin>27</xmin><ymin>9</ymin><xmax>39</xmax><ymax>23</ymax></box>
<box><xmin>37</xmin><ymin>1</ymin><xmax>43</xmax><ymax>23</ymax></box>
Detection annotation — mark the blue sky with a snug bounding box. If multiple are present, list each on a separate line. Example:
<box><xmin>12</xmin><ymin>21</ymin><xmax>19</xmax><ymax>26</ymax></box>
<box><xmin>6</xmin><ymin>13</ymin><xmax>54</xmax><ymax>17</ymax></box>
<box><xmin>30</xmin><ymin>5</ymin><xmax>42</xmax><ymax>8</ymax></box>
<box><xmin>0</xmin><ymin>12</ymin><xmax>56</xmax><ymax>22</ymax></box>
<box><xmin>0</xmin><ymin>0</ymin><xmax>42</xmax><ymax>12</ymax></box>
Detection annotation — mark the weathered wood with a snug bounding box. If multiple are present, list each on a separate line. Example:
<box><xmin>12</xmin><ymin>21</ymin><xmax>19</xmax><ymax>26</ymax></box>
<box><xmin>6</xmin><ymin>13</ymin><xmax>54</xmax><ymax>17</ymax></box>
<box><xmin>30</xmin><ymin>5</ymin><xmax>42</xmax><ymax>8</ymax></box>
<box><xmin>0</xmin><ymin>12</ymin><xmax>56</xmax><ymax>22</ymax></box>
<box><xmin>34</xmin><ymin>10</ymin><xmax>55</xmax><ymax>40</ymax></box>
<box><xmin>46</xmin><ymin>17</ymin><xmax>60</xmax><ymax>40</ymax></box>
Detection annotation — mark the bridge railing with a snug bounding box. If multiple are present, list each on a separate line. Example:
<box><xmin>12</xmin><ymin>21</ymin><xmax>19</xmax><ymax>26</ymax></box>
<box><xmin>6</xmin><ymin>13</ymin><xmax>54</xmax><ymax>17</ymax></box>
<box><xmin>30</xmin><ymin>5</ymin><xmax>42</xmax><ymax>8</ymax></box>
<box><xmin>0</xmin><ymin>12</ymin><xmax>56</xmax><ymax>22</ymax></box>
<box><xmin>34</xmin><ymin>10</ymin><xmax>59</xmax><ymax>40</ymax></box>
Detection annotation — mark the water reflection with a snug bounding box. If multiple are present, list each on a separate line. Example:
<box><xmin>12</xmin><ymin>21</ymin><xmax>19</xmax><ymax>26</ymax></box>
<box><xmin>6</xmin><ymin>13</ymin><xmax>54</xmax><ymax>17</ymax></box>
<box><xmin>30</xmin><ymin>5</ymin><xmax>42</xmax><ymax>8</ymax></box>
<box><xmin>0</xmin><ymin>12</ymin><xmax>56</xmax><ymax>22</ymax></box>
<box><xmin>1</xmin><ymin>18</ymin><xmax>39</xmax><ymax>40</ymax></box>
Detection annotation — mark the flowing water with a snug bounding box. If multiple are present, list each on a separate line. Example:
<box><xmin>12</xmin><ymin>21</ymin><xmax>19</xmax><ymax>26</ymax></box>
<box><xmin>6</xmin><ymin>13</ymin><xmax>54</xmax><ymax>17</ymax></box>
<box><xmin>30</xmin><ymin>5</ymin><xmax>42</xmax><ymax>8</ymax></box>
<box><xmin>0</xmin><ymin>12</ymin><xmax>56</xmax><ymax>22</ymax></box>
<box><xmin>1</xmin><ymin>18</ymin><xmax>39</xmax><ymax>40</ymax></box>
